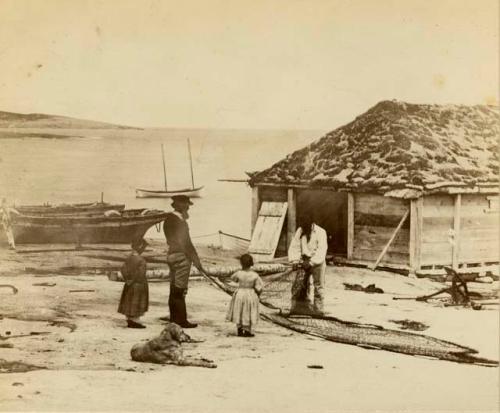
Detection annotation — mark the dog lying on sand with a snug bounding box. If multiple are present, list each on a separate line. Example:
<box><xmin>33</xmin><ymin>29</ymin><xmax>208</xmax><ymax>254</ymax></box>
<box><xmin>130</xmin><ymin>322</ymin><xmax>216</xmax><ymax>368</ymax></box>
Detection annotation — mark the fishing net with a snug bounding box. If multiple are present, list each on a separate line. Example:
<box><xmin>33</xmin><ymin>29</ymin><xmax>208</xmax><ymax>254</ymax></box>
<box><xmin>207</xmin><ymin>268</ymin><xmax>498</xmax><ymax>367</ymax></box>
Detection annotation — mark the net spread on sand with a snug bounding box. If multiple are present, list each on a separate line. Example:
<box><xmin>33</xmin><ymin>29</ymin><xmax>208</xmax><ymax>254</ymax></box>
<box><xmin>208</xmin><ymin>268</ymin><xmax>497</xmax><ymax>367</ymax></box>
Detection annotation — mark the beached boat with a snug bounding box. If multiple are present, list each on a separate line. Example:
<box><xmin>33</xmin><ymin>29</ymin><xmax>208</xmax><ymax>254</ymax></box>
<box><xmin>14</xmin><ymin>202</ymin><xmax>125</xmax><ymax>216</ymax></box>
<box><xmin>135</xmin><ymin>139</ymin><xmax>203</xmax><ymax>198</ymax></box>
<box><xmin>3</xmin><ymin>208</ymin><xmax>167</xmax><ymax>244</ymax></box>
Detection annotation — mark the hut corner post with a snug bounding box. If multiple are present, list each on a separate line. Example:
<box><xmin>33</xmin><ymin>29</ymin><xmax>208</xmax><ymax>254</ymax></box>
<box><xmin>347</xmin><ymin>193</ymin><xmax>354</xmax><ymax>260</ymax></box>
<box><xmin>287</xmin><ymin>188</ymin><xmax>296</xmax><ymax>249</ymax></box>
<box><xmin>452</xmin><ymin>194</ymin><xmax>462</xmax><ymax>271</ymax></box>
<box><xmin>251</xmin><ymin>186</ymin><xmax>260</xmax><ymax>234</ymax></box>
<box><xmin>409</xmin><ymin>197</ymin><xmax>423</xmax><ymax>276</ymax></box>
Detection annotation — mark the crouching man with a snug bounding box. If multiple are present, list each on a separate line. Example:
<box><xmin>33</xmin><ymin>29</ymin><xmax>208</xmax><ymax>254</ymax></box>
<box><xmin>288</xmin><ymin>215</ymin><xmax>328</xmax><ymax>316</ymax></box>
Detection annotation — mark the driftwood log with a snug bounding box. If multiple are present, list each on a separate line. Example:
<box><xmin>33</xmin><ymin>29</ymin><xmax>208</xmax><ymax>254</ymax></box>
<box><xmin>109</xmin><ymin>263</ymin><xmax>288</xmax><ymax>282</ymax></box>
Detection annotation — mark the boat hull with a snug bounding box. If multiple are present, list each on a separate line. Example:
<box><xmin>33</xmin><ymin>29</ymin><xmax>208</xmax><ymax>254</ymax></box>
<box><xmin>2</xmin><ymin>209</ymin><xmax>168</xmax><ymax>244</ymax></box>
<box><xmin>135</xmin><ymin>186</ymin><xmax>203</xmax><ymax>198</ymax></box>
<box><xmin>15</xmin><ymin>202</ymin><xmax>125</xmax><ymax>216</ymax></box>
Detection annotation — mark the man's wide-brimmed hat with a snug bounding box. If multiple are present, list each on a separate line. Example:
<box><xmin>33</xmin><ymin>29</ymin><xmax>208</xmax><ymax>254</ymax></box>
<box><xmin>171</xmin><ymin>195</ymin><xmax>193</xmax><ymax>205</ymax></box>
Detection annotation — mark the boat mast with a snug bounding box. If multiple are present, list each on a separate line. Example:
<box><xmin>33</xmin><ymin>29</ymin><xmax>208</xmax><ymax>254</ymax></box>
<box><xmin>161</xmin><ymin>144</ymin><xmax>168</xmax><ymax>191</ymax></box>
<box><xmin>187</xmin><ymin>138</ymin><xmax>195</xmax><ymax>190</ymax></box>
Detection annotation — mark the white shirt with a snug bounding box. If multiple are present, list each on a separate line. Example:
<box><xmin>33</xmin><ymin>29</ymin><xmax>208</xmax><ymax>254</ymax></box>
<box><xmin>288</xmin><ymin>224</ymin><xmax>328</xmax><ymax>266</ymax></box>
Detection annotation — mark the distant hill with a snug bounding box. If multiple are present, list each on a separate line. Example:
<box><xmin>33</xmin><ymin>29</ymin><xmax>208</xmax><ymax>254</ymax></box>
<box><xmin>0</xmin><ymin>111</ymin><xmax>139</xmax><ymax>129</ymax></box>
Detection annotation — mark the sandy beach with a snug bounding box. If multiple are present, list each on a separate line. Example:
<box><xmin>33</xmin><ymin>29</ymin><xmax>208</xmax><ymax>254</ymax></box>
<box><xmin>0</xmin><ymin>241</ymin><xmax>497</xmax><ymax>412</ymax></box>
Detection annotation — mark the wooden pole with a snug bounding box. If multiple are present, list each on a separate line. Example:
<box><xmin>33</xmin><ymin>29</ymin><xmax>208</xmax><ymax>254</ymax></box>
<box><xmin>452</xmin><ymin>194</ymin><xmax>462</xmax><ymax>270</ymax></box>
<box><xmin>347</xmin><ymin>193</ymin><xmax>354</xmax><ymax>260</ymax></box>
<box><xmin>287</xmin><ymin>188</ymin><xmax>297</xmax><ymax>249</ymax></box>
<box><xmin>100</xmin><ymin>192</ymin><xmax>104</xmax><ymax>203</ymax></box>
<box><xmin>161</xmin><ymin>144</ymin><xmax>168</xmax><ymax>191</ymax></box>
<box><xmin>187</xmin><ymin>138</ymin><xmax>195</xmax><ymax>190</ymax></box>
<box><xmin>409</xmin><ymin>198</ymin><xmax>423</xmax><ymax>275</ymax></box>
<box><xmin>370</xmin><ymin>209</ymin><xmax>410</xmax><ymax>270</ymax></box>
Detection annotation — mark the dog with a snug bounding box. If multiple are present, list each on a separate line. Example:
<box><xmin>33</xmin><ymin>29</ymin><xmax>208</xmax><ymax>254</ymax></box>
<box><xmin>130</xmin><ymin>322</ymin><xmax>216</xmax><ymax>368</ymax></box>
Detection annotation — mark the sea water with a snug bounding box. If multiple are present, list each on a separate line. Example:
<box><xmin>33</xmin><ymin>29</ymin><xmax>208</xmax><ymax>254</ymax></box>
<box><xmin>0</xmin><ymin>128</ymin><xmax>321</xmax><ymax>243</ymax></box>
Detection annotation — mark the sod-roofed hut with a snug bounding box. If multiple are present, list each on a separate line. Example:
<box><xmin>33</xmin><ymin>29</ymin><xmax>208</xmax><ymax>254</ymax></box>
<box><xmin>248</xmin><ymin>100</ymin><xmax>499</xmax><ymax>276</ymax></box>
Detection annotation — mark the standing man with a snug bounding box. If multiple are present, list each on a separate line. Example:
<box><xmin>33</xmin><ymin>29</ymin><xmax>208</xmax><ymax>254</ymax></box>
<box><xmin>288</xmin><ymin>215</ymin><xmax>328</xmax><ymax>315</ymax></box>
<box><xmin>161</xmin><ymin>195</ymin><xmax>206</xmax><ymax>328</ymax></box>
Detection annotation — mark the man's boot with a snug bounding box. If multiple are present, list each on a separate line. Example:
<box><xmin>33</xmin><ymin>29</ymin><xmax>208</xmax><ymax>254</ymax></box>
<box><xmin>178</xmin><ymin>292</ymin><xmax>197</xmax><ymax>328</ymax></box>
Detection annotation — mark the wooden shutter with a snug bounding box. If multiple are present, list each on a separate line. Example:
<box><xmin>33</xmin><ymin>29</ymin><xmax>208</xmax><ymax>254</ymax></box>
<box><xmin>248</xmin><ymin>201</ymin><xmax>288</xmax><ymax>262</ymax></box>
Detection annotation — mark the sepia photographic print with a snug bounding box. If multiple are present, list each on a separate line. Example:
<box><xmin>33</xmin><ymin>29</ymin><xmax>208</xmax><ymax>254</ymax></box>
<box><xmin>0</xmin><ymin>1</ymin><xmax>498</xmax><ymax>412</ymax></box>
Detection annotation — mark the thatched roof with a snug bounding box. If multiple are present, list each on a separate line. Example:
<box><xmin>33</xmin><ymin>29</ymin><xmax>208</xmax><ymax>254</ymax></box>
<box><xmin>249</xmin><ymin>100</ymin><xmax>499</xmax><ymax>198</ymax></box>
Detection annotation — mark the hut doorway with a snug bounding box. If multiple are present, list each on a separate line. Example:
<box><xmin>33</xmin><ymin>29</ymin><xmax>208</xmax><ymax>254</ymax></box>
<box><xmin>296</xmin><ymin>189</ymin><xmax>348</xmax><ymax>256</ymax></box>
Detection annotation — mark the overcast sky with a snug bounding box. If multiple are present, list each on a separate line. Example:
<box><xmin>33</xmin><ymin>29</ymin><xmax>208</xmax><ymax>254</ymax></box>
<box><xmin>0</xmin><ymin>0</ymin><xmax>498</xmax><ymax>129</ymax></box>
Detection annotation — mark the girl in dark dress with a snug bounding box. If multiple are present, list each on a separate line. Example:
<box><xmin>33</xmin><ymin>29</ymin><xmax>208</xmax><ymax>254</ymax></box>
<box><xmin>118</xmin><ymin>238</ymin><xmax>149</xmax><ymax>328</ymax></box>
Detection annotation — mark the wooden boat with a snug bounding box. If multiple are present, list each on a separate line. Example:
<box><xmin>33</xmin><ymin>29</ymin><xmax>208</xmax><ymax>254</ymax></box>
<box><xmin>136</xmin><ymin>139</ymin><xmax>203</xmax><ymax>198</ymax></box>
<box><xmin>14</xmin><ymin>202</ymin><xmax>125</xmax><ymax>216</ymax></box>
<box><xmin>135</xmin><ymin>186</ymin><xmax>203</xmax><ymax>198</ymax></box>
<box><xmin>3</xmin><ymin>208</ymin><xmax>168</xmax><ymax>244</ymax></box>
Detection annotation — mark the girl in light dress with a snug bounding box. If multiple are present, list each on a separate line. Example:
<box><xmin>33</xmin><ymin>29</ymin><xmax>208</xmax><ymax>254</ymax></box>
<box><xmin>226</xmin><ymin>254</ymin><xmax>263</xmax><ymax>337</ymax></box>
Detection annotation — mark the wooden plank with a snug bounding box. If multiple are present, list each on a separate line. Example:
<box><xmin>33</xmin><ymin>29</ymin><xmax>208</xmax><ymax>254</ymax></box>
<box><xmin>259</xmin><ymin>202</ymin><xmax>287</xmax><ymax>216</ymax></box>
<box><xmin>354</xmin><ymin>193</ymin><xmax>408</xmax><ymax>216</ymax></box>
<box><xmin>259</xmin><ymin>186</ymin><xmax>288</xmax><ymax>202</ymax></box>
<box><xmin>370</xmin><ymin>209</ymin><xmax>410</xmax><ymax>270</ymax></box>
<box><xmin>334</xmin><ymin>255</ymin><xmax>410</xmax><ymax>271</ymax></box>
<box><xmin>461</xmin><ymin>215</ymin><xmax>499</xmax><ymax>229</ymax></box>
<box><xmin>356</xmin><ymin>236</ymin><xmax>409</xmax><ymax>254</ymax></box>
<box><xmin>347</xmin><ymin>193</ymin><xmax>354</xmax><ymax>260</ymax></box>
<box><xmin>422</xmin><ymin>228</ymin><xmax>456</xmax><ymax>243</ymax></box>
<box><xmin>352</xmin><ymin>247</ymin><xmax>409</xmax><ymax>265</ymax></box>
<box><xmin>251</xmin><ymin>187</ymin><xmax>259</xmax><ymax>233</ymax></box>
<box><xmin>423</xmin><ymin>194</ymin><xmax>454</xmax><ymax>209</ymax></box>
<box><xmin>248</xmin><ymin>202</ymin><xmax>288</xmax><ymax>261</ymax></box>
<box><xmin>354</xmin><ymin>212</ymin><xmax>411</xmax><ymax>228</ymax></box>
<box><xmin>355</xmin><ymin>225</ymin><xmax>410</xmax><ymax>244</ymax></box>
<box><xmin>452</xmin><ymin>194</ymin><xmax>461</xmax><ymax>270</ymax></box>
<box><xmin>460</xmin><ymin>249</ymin><xmax>499</xmax><ymax>262</ymax></box>
<box><xmin>462</xmin><ymin>194</ymin><xmax>492</xmax><ymax>206</ymax></box>
<box><xmin>420</xmin><ymin>243</ymin><xmax>453</xmax><ymax>265</ymax></box>
<box><xmin>287</xmin><ymin>188</ymin><xmax>296</xmax><ymax>249</ymax></box>
<box><xmin>422</xmin><ymin>216</ymin><xmax>454</xmax><ymax>228</ymax></box>
<box><xmin>459</xmin><ymin>228</ymin><xmax>499</xmax><ymax>240</ymax></box>
<box><xmin>421</xmin><ymin>205</ymin><xmax>454</xmax><ymax>218</ymax></box>
<box><xmin>459</xmin><ymin>239</ymin><xmax>499</xmax><ymax>254</ymax></box>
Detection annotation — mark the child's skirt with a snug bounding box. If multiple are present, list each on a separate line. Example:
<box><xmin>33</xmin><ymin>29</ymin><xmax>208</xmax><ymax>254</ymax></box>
<box><xmin>226</xmin><ymin>288</ymin><xmax>260</xmax><ymax>326</ymax></box>
<box><xmin>118</xmin><ymin>281</ymin><xmax>149</xmax><ymax>318</ymax></box>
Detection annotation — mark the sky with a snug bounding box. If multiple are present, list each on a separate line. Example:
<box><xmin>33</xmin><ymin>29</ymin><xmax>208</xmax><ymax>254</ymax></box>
<box><xmin>0</xmin><ymin>0</ymin><xmax>498</xmax><ymax>129</ymax></box>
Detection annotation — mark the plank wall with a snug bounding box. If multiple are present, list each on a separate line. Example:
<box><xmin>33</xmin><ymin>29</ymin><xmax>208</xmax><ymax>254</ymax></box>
<box><xmin>420</xmin><ymin>195</ymin><xmax>454</xmax><ymax>266</ymax></box>
<box><xmin>459</xmin><ymin>194</ymin><xmax>499</xmax><ymax>263</ymax></box>
<box><xmin>352</xmin><ymin>193</ymin><xmax>410</xmax><ymax>265</ymax></box>
<box><xmin>420</xmin><ymin>194</ymin><xmax>499</xmax><ymax>266</ymax></box>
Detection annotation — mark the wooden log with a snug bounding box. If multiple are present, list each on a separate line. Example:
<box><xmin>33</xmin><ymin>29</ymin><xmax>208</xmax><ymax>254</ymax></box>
<box><xmin>370</xmin><ymin>209</ymin><xmax>410</xmax><ymax>270</ymax></box>
<box><xmin>109</xmin><ymin>262</ymin><xmax>289</xmax><ymax>281</ymax></box>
